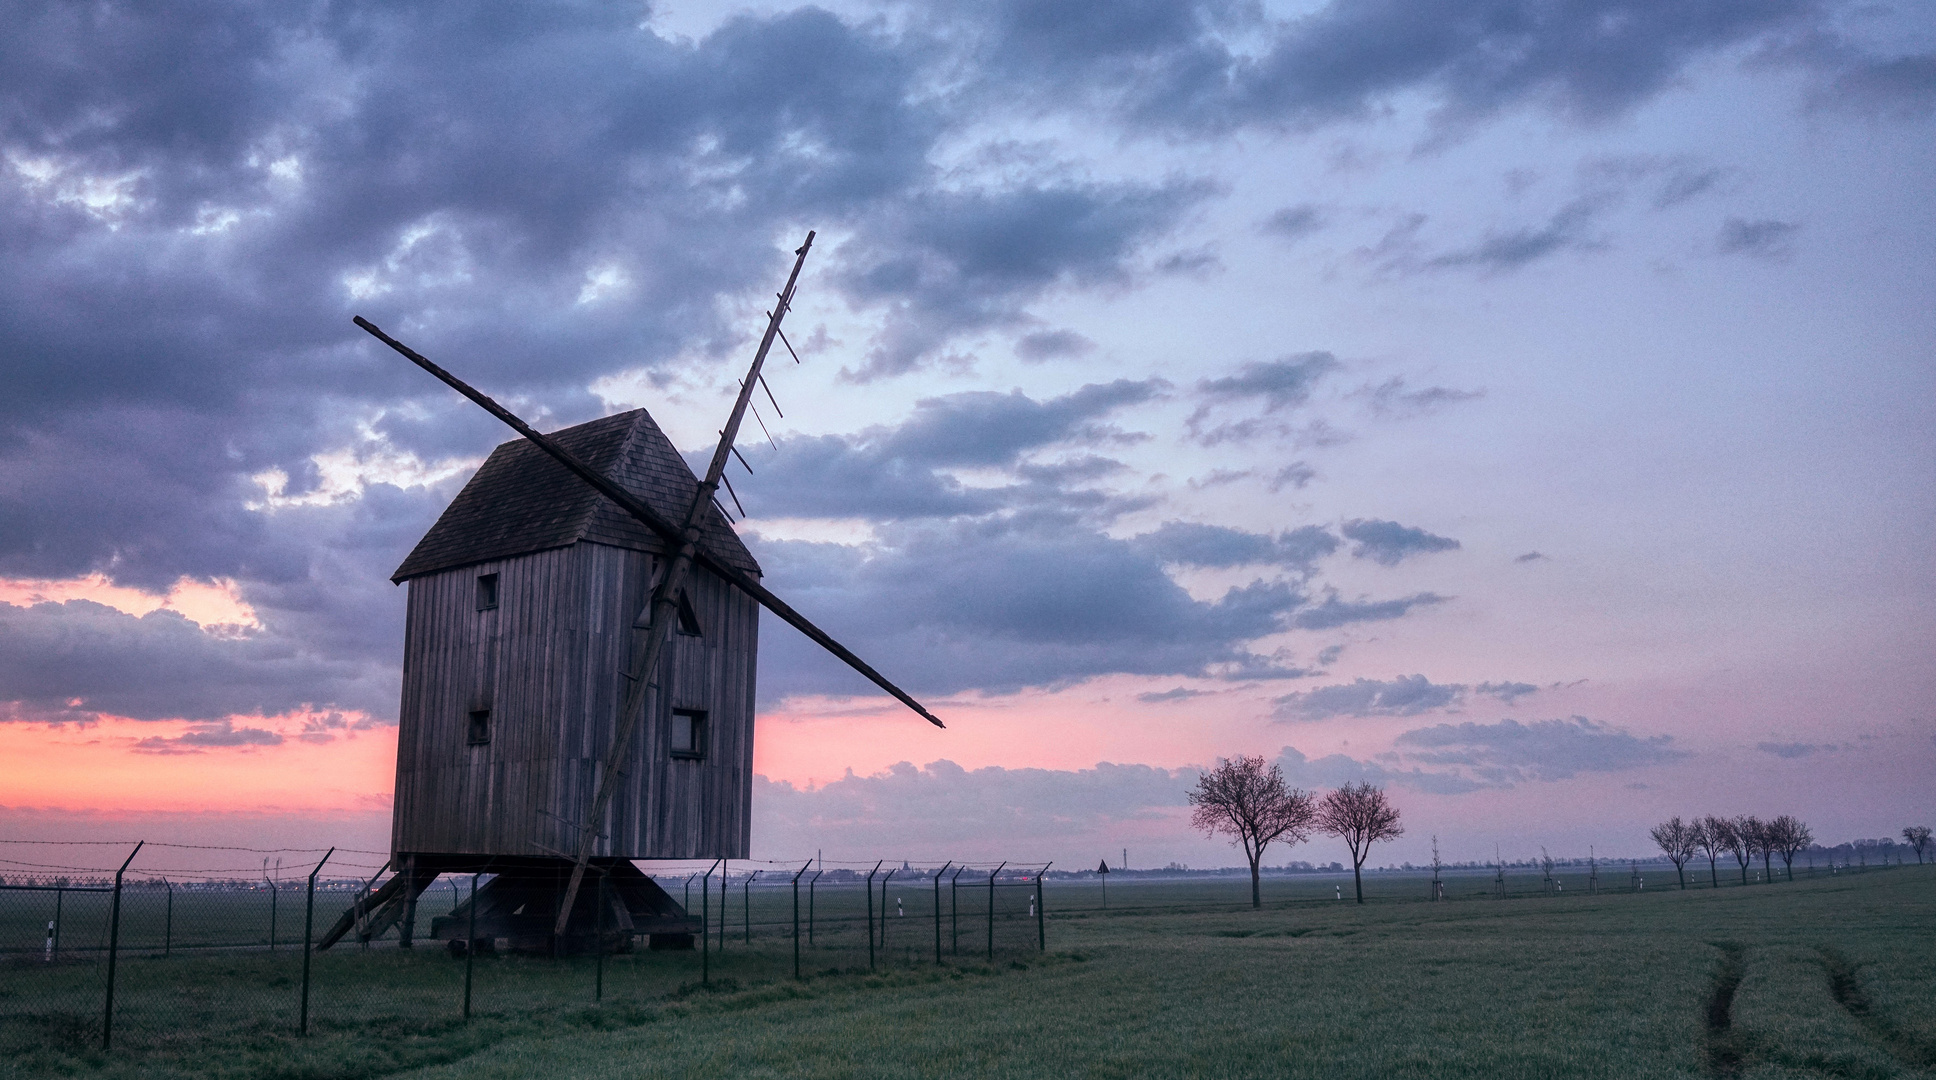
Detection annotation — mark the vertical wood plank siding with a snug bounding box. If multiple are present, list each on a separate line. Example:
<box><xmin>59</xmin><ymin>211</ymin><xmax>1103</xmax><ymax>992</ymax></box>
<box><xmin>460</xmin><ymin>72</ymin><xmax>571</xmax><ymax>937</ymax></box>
<box><xmin>391</xmin><ymin>541</ymin><xmax>758</xmax><ymax>860</ymax></box>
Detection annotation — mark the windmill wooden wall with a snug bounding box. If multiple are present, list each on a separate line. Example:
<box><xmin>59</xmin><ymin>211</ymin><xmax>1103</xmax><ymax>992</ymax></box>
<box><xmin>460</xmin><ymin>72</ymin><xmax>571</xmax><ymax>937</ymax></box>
<box><xmin>391</xmin><ymin>541</ymin><xmax>757</xmax><ymax>860</ymax></box>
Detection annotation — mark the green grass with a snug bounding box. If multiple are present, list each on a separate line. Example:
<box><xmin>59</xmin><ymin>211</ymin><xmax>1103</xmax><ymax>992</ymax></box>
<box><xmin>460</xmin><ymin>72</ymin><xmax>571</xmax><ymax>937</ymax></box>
<box><xmin>0</xmin><ymin>866</ymin><xmax>1928</xmax><ymax>1079</ymax></box>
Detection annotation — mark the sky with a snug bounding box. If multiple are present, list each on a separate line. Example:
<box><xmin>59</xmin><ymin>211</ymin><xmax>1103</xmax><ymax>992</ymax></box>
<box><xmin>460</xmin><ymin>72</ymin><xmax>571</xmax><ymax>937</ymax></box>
<box><xmin>2</xmin><ymin>0</ymin><xmax>1932</xmax><ymax>881</ymax></box>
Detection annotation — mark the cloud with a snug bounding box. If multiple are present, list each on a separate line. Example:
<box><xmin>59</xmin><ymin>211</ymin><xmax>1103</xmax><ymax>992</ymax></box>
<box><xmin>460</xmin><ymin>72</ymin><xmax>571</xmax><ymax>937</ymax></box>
<box><xmin>955</xmin><ymin>0</ymin><xmax>1814</xmax><ymax>137</ymax></box>
<box><xmin>754</xmin><ymin>514</ymin><xmax>1344</xmax><ymax>696</ymax></box>
<box><xmin>1187</xmin><ymin>353</ymin><xmax>1342</xmax><ymax>445</ymax></box>
<box><xmin>1357</xmin><ymin>377</ymin><xmax>1485</xmax><ymax>418</ymax></box>
<box><xmin>1275</xmin><ymin>675</ymin><xmax>1463</xmax><ymax>720</ymax></box>
<box><xmin>753</xmin><ymin>758</ymin><xmax>1195</xmax><ymax>855</ymax></box>
<box><xmin>1475</xmin><ymin>681</ymin><xmax>1539</xmax><ymax>704</ymax></box>
<box><xmin>1014</xmin><ymin>329</ymin><xmax>1097</xmax><ymax>361</ymax></box>
<box><xmin>733</xmin><ymin>380</ymin><xmax>1164</xmax><ymax>521</ymax></box>
<box><xmin>132</xmin><ymin>719</ymin><xmax>285</xmax><ymax>755</ymax></box>
<box><xmin>1274</xmin><ymin>674</ymin><xmax>1537</xmax><ymax>720</ymax></box>
<box><xmin>1289</xmin><ymin>590</ymin><xmax>1448</xmax><ymax>630</ymax></box>
<box><xmin>1392</xmin><ymin>716</ymin><xmax>1689</xmax><ymax>783</ymax></box>
<box><xmin>1261</xmin><ymin>204</ymin><xmax>1325</xmax><ymax>241</ymax></box>
<box><xmin>1274</xmin><ymin>745</ymin><xmax>1484</xmax><ymax>795</ymax></box>
<box><xmin>1137</xmin><ymin>687</ymin><xmax>1211</xmax><ymax>703</ymax></box>
<box><xmin>1133</xmin><ymin>522</ymin><xmax>1339</xmax><ymax>573</ymax></box>
<box><xmin>837</xmin><ymin>179</ymin><xmax>1213</xmax><ymax>380</ymax></box>
<box><xmin>1514</xmin><ymin>551</ymin><xmax>1548</xmax><ymax>563</ymax></box>
<box><xmin>1196</xmin><ymin>353</ymin><xmax>1341</xmax><ymax>412</ymax></box>
<box><xmin>1422</xmin><ymin>194</ymin><xmax>1610</xmax><ymax>272</ymax></box>
<box><xmin>1269</xmin><ymin>463</ymin><xmax>1317</xmax><ymax>491</ymax></box>
<box><xmin>1755</xmin><ymin>741</ymin><xmax>1838</xmax><ymax>759</ymax></box>
<box><xmin>0</xmin><ymin>599</ymin><xmax>393</xmax><ymax>723</ymax></box>
<box><xmin>1716</xmin><ymin>217</ymin><xmax>1800</xmax><ymax>259</ymax></box>
<box><xmin>1340</xmin><ymin>518</ymin><xmax>1461</xmax><ymax>566</ymax></box>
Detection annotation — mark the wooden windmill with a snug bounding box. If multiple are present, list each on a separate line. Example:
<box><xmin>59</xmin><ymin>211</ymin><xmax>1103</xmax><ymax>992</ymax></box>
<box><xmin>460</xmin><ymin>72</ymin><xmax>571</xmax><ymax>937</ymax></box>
<box><xmin>319</xmin><ymin>233</ymin><xmax>941</xmax><ymax>953</ymax></box>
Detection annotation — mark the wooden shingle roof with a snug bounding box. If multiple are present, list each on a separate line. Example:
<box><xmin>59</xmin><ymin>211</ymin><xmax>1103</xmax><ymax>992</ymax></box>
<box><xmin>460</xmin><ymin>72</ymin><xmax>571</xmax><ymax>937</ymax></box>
<box><xmin>392</xmin><ymin>409</ymin><xmax>760</xmax><ymax>583</ymax></box>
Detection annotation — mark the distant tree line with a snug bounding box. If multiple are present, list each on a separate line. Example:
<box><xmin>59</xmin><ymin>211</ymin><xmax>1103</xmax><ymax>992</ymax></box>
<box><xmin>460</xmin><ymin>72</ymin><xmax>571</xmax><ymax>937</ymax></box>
<box><xmin>1650</xmin><ymin>815</ymin><xmax>1817</xmax><ymax>888</ymax></box>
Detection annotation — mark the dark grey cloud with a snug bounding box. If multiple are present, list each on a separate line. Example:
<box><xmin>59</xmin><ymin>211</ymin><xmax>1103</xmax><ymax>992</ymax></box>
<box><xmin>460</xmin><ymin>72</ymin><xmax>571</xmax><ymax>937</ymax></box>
<box><xmin>1187</xmin><ymin>353</ymin><xmax>1342</xmax><ymax>445</ymax></box>
<box><xmin>1392</xmin><ymin>716</ymin><xmax>1689</xmax><ymax>783</ymax></box>
<box><xmin>1358</xmin><ymin>377</ymin><xmax>1485</xmax><ymax>418</ymax></box>
<box><xmin>752</xmin><ymin>515</ymin><xmax>1321</xmax><ymax>696</ymax></box>
<box><xmin>1289</xmin><ymin>590</ymin><xmax>1448</xmax><ymax>630</ymax></box>
<box><xmin>1137</xmin><ymin>687</ymin><xmax>1212</xmax><ymax>703</ymax></box>
<box><xmin>133</xmin><ymin>720</ymin><xmax>285</xmax><ymax>755</ymax></box>
<box><xmin>1423</xmin><ymin>194</ymin><xmax>1610</xmax><ymax>272</ymax></box>
<box><xmin>1514</xmin><ymin>551</ymin><xmax>1549</xmax><ymax>563</ymax></box>
<box><xmin>1197</xmin><ymin>353</ymin><xmax>1341</xmax><ymax>411</ymax></box>
<box><xmin>1818</xmin><ymin>52</ymin><xmax>1936</xmax><ymax>116</ymax></box>
<box><xmin>730</xmin><ymin>380</ymin><xmax>1164</xmax><ymax>521</ymax></box>
<box><xmin>1261</xmin><ymin>204</ymin><xmax>1325</xmax><ymax>241</ymax></box>
<box><xmin>1475</xmin><ymin>681</ymin><xmax>1539</xmax><ymax>704</ymax></box>
<box><xmin>1273</xmin><ymin>674</ymin><xmax>1538</xmax><ymax>720</ymax></box>
<box><xmin>1717</xmin><ymin>217</ymin><xmax>1800</xmax><ymax>258</ymax></box>
<box><xmin>1275</xmin><ymin>675</ymin><xmax>1462</xmax><ymax>720</ymax></box>
<box><xmin>1756</xmin><ymin>741</ymin><xmax>1838</xmax><ymax>758</ymax></box>
<box><xmin>0</xmin><ymin>599</ymin><xmax>393</xmax><ymax>723</ymax></box>
<box><xmin>1014</xmin><ymin>329</ymin><xmax>1097</xmax><ymax>361</ymax></box>
<box><xmin>750</xmin><ymin>510</ymin><xmax>1446</xmax><ymax>697</ymax></box>
<box><xmin>837</xmin><ymin>179</ymin><xmax>1213</xmax><ymax>380</ymax></box>
<box><xmin>1270</xmin><ymin>463</ymin><xmax>1317</xmax><ymax>491</ymax></box>
<box><xmin>1132</xmin><ymin>522</ymin><xmax>1338</xmax><ymax>573</ymax></box>
<box><xmin>1341</xmin><ymin>518</ymin><xmax>1461</xmax><ymax>566</ymax></box>
<box><xmin>950</xmin><ymin>0</ymin><xmax>1814</xmax><ymax>137</ymax></box>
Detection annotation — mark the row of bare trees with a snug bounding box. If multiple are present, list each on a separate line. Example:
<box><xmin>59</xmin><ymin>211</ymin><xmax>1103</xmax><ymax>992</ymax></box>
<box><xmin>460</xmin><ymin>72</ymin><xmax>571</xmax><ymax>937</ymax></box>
<box><xmin>1188</xmin><ymin>756</ymin><xmax>1403</xmax><ymax>908</ymax></box>
<box><xmin>1650</xmin><ymin>815</ymin><xmax>1815</xmax><ymax>889</ymax></box>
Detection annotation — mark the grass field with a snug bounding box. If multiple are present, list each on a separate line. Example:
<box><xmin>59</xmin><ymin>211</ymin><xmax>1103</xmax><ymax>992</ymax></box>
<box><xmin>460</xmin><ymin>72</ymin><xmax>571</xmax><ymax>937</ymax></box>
<box><xmin>1</xmin><ymin>865</ymin><xmax>1928</xmax><ymax>1079</ymax></box>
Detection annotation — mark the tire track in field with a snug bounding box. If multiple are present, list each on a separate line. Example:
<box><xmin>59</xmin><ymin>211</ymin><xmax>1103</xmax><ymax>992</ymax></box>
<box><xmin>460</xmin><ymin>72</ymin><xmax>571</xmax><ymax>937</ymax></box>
<box><xmin>1818</xmin><ymin>946</ymin><xmax>1936</xmax><ymax>1072</ymax></box>
<box><xmin>1703</xmin><ymin>941</ymin><xmax>1747</xmax><ymax>1076</ymax></box>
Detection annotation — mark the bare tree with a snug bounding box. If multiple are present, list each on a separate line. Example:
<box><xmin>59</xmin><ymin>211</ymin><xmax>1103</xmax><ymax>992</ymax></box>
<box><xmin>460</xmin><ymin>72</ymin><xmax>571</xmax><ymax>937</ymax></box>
<box><xmin>1903</xmin><ymin>826</ymin><xmax>1932</xmax><ymax>865</ymax></box>
<box><xmin>1188</xmin><ymin>756</ymin><xmax>1318</xmax><ymax>908</ymax></box>
<box><xmin>1694</xmin><ymin>816</ymin><xmax>1729</xmax><ymax>888</ymax></box>
<box><xmin>1764</xmin><ymin>816</ymin><xmax>1813</xmax><ymax>881</ymax></box>
<box><xmin>1650</xmin><ymin>817</ymin><xmax>1698</xmax><ymax>889</ymax></box>
<box><xmin>1317</xmin><ymin>782</ymin><xmax>1404</xmax><ymax>904</ymax></box>
<box><xmin>1729</xmin><ymin>815</ymin><xmax>1762</xmax><ymax>885</ymax></box>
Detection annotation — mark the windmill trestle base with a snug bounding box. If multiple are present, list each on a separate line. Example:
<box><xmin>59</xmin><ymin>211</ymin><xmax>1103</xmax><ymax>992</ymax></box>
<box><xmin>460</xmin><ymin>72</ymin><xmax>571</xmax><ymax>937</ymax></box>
<box><xmin>320</xmin><ymin>855</ymin><xmax>700</xmax><ymax>955</ymax></box>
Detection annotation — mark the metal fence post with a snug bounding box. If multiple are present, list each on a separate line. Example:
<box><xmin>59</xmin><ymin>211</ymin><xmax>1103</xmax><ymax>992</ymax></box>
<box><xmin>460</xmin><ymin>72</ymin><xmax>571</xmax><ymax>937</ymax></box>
<box><xmin>301</xmin><ymin>848</ymin><xmax>333</xmax><ymax>1036</ymax></box>
<box><xmin>463</xmin><ymin>872</ymin><xmax>478</xmax><ymax>1019</ymax></box>
<box><xmin>986</xmin><ymin>861</ymin><xmax>1005</xmax><ymax>962</ymax></box>
<box><xmin>932</xmin><ymin>862</ymin><xmax>951</xmax><ymax>964</ymax></box>
<box><xmin>163</xmin><ymin>879</ymin><xmax>172</xmax><ymax>959</ymax></box>
<box><xmin>701</xmin><ymin>859</ymin><xmax>719</xmax><ymax>986</ymax></box>
<box><xmin>53</xmin><ymin>885</ymin><xmax>62</xmax><ymax>960</ymax></box>
<box><xmin>879</xmin><ymin>868</ymin><xmax>896</xmax><ymax>953</ymax></box>
<box><xmin>865</xmin><ymin>861</ymin><xmax>881</xmax><ymax>970</ymax></box>
<box><xmin>718</xmin><ymin>862</ymin><xmax>727</xmax><ymax>953</ymax></box>
<box><xmin>744</xmin><ymin>870</ymin><xmax>758</xmax><ymax>944</ymax></box>
<box><xmin>1036</xmin><ymin>863</ymin><xmax>1051</xmax><ymax>951</ymax></box>
<box><xmin>790</xmin><ymin>860</ymin><xmax>809</xmax><ymax>980</ymax></box>
<box><xmin>101</xmin><ymin>841</ymin><xmax>143</xmax><ymax>1051</ymax></box>
<box><xmin>268</xmin><ymin>877</ymin><xmax>278</xmax><ymax>951</ymax></box>
<box><xmin>950</xmin><ymin>865</ymin><xmax>966</xmax><ymax>956</ymax></box>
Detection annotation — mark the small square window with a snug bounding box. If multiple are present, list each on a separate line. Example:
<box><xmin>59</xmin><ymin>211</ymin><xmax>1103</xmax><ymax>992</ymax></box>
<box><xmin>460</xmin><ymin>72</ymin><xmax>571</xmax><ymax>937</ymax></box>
<box><xmin>669</xmin><ymin>709</ymin><xmax>706</xmax><ymax>760</ymax></box>
<box><xmin>476</xmin><ymin>574</ymin><xmax>499</xmax><ymax>611</ymax></box>
<box><xmin>468</xmin><ymin>710</ymin><xmax>491</xmax><ymax>745</ymax></box>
